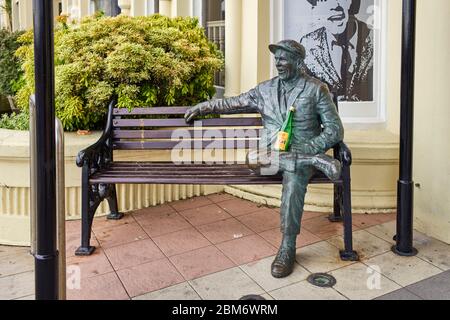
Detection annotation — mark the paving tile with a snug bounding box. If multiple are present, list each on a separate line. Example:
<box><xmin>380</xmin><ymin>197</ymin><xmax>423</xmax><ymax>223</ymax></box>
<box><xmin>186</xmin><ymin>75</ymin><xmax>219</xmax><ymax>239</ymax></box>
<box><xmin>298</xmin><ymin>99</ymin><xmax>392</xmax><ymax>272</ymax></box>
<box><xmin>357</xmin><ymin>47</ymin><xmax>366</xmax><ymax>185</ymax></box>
<box><xmin>169</xmin><ymin>246</ymin><xmax>235</xmax><ymax>280</ymax></box>
<box><xmin>364</xmin><ymin>251</ymin><xmax>442</xmax><ymax>287</ymax></box>
<box><xmin>190</xmin><ymin>267</ymin><xmax>264</xmax><ymax>300</ymax></box>
<box><xmin>413</xmin><ymin>231</ymin><xmax>450</xmax><ymax>271</ymax></box>
<box><xmin>296</xmin><ymin>241</ymin><xmax>355</xmax><ymax>273</ymax></box>
<box><xmin>137</xmin><ymin>211</ymin><xmax>191</xmax><ymax>238</ymax></box>
<box><xmin>259</xmin><ymin>228</ymin><xmax>321</xmax><ymax>249</ymax></box>
<box><xmin>206</xmin><ymin>193</ymin><xmax>236</xmax><ymax>203</ymax></box>
<box><xmin>104</xmin><ymin>239</ymin><xmax>165</xmax><ymax>271</ymax></box>
<box><xmin>327</xmin><ymin>229</ymin><xmax>392</xmax><ymax>260</ymax></box>
<box><xmin>132</xmin><ymin>204</ymin><xmax>176</xmax><ymax>221</ymax></box>
<box><xmin>179</xmin><ymin>204</ymin><xmax>232</xmax><ymax>226</ymax></box>
<box><xmin>302</xmin><ymin>211</ymin><xmax>328</xmax><ymax>221</ymax></box>
<box><xmin>269</xmin><ymin>280</ymin><xmax>346</xmax><ymax>300</ymax></box>
<box><xmin>14</xmin><ymin>294</ymin><xmax>35</xmax><ymax>300</ymax></box>
<box><xmin>375</xmin><ymin>288</ymin><xmax>422</xmax><ymax>300</ymax></box>
<box><xmin>152</xmin><ymin>227</ymin><xmax>211</xmax><ymax>257</ymax></box>
<box><xmin>67</xmin><ymin>272</ymin><xmax>129</xmax><ymax>300</ymax></box>
<box><xmin>94</xmin><ymin>222</ymin><xmax>148</xmax><ymax>249</ymax></box>
<box><xmin>65</xmin><ymin>232</ymin><xmax>99</xmax><ymax>258</ymax></box>
<box><xmin>0</xmin><ymin>245</ymin><xmax>30</xmax><ymax>258</ymax></box>
<box><xmin>65</xmin><ymin>220</ymin><xmax>81</xmax><ymax>235</ymax></box>
<box><xmin>216</xmin><ymin>235</ymin><xmax>277</xmax><ymax>265</ymax></box>
<box><xmin>170</xmin><ymin>197</ymin><xmax>214</xmax><ymax>212</ymax></box>
<box><xmin>197</xmin><ymin>218</ymin><xmax>254</xmax><ymax>244</ymax></box>
<box><xmin>365</xmin><ymin>221</ymin><xmax>396</xmax><ymax>244</ymax></box>
<box><xmin>405</xmin><ymin>270</ymin><xmax>450</xmax><ymax>300</ymax></box>
<box><xmin>117</xmin><ymin>259</ymin><xmax>184</xmax><ymax>298</ymax></box>
<box><xmin>330</xmin><ymin>262</ymin><xmax>401</xmax><ymax>300</ymax></box>
<box><xmin>0</xmin><ymin>271</ymin><xmax>34</xmax><ymax>300</ymax></box>
<box><xmin>236</xmin><ymin>208</ymin><xmax>280</xmax><ymax>233</ymax></box>
<box><xmin>0</xmin><ymin>251</ymin><xmax>34</xmax><ymax>278</ymax></box>
<box><xmin>352</xmin><ymin>213</ymin><xmax>396</xmax><ymax>229</ymax></box>
<box><xmin>66</xmin><ymin>248</ymin><xmax>114</xmax><ymax>279</ymax></box>
<box><xmin>302</xmin><ymin>215</ymin><xmax>352</xmax><ymax>240</ymax></box>
<box><xmin>240</xmin><ymin>256</ymin><xmax>310</xmax><ymax>292</ymax></box>
<box><xmin>261</xmin><ymin>293</ymin><xmax>274</xmax><ymax>300</ymax></box>
<box><xmin>133</xmin><ymin>282</ymin><xmax>201</xmax><ymax>300</ymax></box>
<box><xmin>92</xmin><ymin>214</ymin><xmax>136</xmax><ymax>233</ymax></box>
<box><xmin>217</xmin><ymin>199</ymin><xmax>262</xmax><ymax>217</ymax></box>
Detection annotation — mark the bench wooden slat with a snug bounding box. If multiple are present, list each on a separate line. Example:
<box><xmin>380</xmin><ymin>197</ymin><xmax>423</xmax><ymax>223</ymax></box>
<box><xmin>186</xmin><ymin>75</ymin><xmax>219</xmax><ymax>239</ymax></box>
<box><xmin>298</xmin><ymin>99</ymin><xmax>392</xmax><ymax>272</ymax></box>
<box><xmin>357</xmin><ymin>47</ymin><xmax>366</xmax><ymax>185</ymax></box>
<box><xmin>109</xmin><ymin>162</ymin><xmax>253</xmax><ymax>168</ymax></box>
<box><xmin>113</xmin><ymin>140</ymin><xmax>260</xmax><ymax>150</ymax></box>
<box><xmin>112</xmin><ymin>118</ymin><xmax>263</xmax><ymax>128</ymax></box>
<box><xmin>113</xmin><ymin>107</ymin><xmax>189</xmax><ymax>115</ymax></box>
<box><xmin>113</xmin><ymin>129</ymin><xmax>262</xmax><ymax>139</ymax></box>
<box><xmin>89</xmin><ymin>175</ymin><xmax>333</xmax><ymax>185</ymax></box>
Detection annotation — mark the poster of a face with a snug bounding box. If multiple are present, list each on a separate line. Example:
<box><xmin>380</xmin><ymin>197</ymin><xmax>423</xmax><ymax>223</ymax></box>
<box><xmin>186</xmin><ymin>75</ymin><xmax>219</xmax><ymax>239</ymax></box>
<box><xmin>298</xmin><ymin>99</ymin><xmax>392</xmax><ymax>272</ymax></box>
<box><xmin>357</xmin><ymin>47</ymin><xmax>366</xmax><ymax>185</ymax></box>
<box><xmin>284</xmin><ymin>0</ymin><xmax>375</xmax><ymax>102</ymax></box>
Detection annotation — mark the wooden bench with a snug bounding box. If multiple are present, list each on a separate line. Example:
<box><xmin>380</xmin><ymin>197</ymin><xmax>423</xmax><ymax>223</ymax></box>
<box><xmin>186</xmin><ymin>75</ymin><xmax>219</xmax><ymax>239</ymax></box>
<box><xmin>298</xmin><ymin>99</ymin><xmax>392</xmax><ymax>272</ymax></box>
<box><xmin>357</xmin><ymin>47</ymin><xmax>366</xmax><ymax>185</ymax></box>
<box><xmin>75</xmin><ymin>99</ymin><xmax>359</xmax><ymax>262</ymax></box>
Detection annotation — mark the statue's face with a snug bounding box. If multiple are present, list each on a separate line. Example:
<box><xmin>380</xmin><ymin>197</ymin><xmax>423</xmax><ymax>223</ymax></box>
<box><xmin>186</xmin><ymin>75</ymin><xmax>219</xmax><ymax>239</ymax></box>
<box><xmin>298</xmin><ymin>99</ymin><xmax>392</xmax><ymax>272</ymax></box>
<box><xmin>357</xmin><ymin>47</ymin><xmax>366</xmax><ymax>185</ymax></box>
<box><xmin>315</xmin><ymin>0</ymin><xmax>352</xmax><ymax>36</ymax></box>
<box><xmin>275</xmin><ymin>50</ymin><xmax>300</xmax><ymax>81</ymax></box>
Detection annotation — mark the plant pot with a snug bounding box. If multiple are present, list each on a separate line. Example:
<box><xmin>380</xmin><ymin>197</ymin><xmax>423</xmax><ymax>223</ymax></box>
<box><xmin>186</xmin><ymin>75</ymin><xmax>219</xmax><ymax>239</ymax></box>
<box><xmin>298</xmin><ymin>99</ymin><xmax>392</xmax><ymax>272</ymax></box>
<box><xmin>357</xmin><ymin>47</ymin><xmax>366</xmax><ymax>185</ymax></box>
<box><xmin>77</xmin><ymin>130</ymin><xmax>92</xmax><ymax>135</ymax></box>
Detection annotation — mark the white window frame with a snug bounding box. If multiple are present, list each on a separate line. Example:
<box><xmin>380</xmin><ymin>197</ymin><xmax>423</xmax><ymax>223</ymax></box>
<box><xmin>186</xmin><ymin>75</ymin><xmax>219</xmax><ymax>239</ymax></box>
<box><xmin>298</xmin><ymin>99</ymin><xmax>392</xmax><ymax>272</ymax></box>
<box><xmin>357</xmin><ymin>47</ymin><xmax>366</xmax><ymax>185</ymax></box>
<box><xmin>192</xmin><ymin>0</ymin><xmax>203</xmax><ymax>22</ymax></box>
<box><xmin>270</xmin><ymin>0</ymin><xmax>387</xmax><ymax>125</ymax></box>
<box><xmin>145</xmin><ymin>0</ymin><xmax>156</xmax><ymax>15</ymax></box>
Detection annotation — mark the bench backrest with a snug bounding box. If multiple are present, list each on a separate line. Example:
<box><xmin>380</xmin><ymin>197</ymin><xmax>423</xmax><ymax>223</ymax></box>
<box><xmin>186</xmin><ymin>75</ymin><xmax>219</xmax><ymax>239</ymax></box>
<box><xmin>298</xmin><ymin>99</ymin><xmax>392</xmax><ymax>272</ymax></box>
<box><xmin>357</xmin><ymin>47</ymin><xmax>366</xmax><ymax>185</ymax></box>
<box><xmin>111</xmin><ymin>106</ymin><xmax>264</xmax><ymax>151</ymax></box>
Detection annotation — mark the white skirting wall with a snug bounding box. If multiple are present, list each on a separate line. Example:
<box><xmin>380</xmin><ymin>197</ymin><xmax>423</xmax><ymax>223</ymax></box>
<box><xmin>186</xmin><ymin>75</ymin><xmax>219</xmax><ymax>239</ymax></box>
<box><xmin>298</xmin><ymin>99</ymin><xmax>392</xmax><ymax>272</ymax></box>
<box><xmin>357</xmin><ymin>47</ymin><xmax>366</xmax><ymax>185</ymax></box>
<box><xmin>0</xmin><ymin>129</ymin><xmax>222</xmax><ymax>246</ymax></box>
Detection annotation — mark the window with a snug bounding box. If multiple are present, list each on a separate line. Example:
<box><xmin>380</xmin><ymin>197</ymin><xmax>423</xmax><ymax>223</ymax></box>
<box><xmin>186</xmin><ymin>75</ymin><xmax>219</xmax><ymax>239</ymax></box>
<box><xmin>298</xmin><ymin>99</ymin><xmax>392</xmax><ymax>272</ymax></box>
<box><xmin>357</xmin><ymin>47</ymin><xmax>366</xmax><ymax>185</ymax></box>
<box><xmin>146</xmin><ymin>0</ymin><xmax>158</xmax><ymax>15</ymax></box>
<box><xmin>271</xmin><ymin>0</ymin><xmax>386</xmax><ymax>124</ymax></box>
<box><xmin>91</xmin><ymin>0</ymin><xmax>120</xmax><ymax>16</ymax></box>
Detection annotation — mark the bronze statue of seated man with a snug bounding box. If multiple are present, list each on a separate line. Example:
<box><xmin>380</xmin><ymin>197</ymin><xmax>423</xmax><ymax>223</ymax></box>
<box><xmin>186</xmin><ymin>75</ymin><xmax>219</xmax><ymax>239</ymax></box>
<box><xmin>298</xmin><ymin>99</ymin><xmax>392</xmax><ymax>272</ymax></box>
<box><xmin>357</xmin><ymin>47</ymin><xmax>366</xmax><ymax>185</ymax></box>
<box><xmin>185</xmin><ymin>40</ymin><xmax>344</xmax><ymax>278</ymax></box>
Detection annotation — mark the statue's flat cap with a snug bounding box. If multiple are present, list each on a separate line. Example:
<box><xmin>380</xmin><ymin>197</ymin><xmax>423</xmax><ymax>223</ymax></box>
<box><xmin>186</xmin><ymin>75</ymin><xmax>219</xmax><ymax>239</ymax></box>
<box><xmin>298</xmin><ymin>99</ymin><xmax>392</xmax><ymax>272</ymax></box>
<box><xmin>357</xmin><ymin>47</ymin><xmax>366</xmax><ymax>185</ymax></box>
<box><xmin>269</xmin><ymin>40</ymin><xmax>306</xmax><ymax>60</ymax></box>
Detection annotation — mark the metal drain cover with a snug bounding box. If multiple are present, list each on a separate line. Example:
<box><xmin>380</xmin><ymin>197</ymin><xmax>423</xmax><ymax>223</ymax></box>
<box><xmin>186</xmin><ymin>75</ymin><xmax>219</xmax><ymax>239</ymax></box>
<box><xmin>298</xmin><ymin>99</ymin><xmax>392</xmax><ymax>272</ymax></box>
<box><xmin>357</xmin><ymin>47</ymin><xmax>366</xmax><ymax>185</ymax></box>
<box><xmin>240</xmin><ymin>295</ymin><xmax>266</xmax><ymax>300</ymax></box>
<box><xmin>307</xmin><ymin>273</ymin><xmax>337</xmax><ymax>288</ymax></box>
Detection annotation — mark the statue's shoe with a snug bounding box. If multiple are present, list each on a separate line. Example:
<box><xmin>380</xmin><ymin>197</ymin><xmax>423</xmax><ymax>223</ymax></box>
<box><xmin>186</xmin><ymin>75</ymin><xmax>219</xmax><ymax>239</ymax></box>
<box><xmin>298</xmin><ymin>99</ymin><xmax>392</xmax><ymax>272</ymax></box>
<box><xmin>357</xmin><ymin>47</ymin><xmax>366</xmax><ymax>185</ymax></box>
<box><xmin>271</xmin><ymin>248</ymin><xmax>296</xmax><ymax>278</ymax></box>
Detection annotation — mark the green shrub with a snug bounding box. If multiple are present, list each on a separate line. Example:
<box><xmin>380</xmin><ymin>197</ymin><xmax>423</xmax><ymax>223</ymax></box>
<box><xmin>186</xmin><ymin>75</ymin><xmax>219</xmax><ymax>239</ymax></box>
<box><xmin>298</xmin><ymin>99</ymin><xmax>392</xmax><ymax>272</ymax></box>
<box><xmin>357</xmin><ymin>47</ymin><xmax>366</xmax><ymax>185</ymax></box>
<box><xmin>0</xmin><ymin>29</ymin><xmax>25</xmax><ymax>96</ymax></box>
<box><xmin>0</xmin><ymin>112</ymin><xmax>29</xmax><ymax>130</ymax></box>
<box><xmin>15</xmin><ymin>14</ymin><xmax>224</xmax><ymax>131</ymax></box>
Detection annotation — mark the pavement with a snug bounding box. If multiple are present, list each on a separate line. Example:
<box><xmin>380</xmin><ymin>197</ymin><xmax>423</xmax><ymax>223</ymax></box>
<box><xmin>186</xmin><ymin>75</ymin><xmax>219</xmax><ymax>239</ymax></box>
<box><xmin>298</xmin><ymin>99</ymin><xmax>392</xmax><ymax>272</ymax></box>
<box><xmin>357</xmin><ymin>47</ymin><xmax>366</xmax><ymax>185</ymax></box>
<box><xmin>1</xmin><ymin>193</ymin><xmax>449</xmax><ymax>300</ymax></box>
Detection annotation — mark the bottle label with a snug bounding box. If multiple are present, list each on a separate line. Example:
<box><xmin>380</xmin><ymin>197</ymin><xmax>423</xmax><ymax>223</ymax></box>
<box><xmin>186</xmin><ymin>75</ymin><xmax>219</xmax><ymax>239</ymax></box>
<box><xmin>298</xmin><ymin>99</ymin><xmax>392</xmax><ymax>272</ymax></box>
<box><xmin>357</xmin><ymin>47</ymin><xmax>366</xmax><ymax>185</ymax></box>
<box><xmin>275</xmin><ymin>131</ymin><xmax>289</xmax><ymax>151</ymax></box>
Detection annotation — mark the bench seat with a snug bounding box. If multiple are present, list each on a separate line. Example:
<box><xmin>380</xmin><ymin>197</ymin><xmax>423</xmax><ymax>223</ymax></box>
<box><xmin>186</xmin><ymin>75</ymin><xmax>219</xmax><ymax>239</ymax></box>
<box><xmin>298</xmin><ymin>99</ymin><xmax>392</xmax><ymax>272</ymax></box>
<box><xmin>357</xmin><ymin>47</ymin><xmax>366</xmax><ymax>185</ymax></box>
<box><xmin>89</xmin><ymin>162</ymin><xmax>336</xmax><ymax>185</ymax></box>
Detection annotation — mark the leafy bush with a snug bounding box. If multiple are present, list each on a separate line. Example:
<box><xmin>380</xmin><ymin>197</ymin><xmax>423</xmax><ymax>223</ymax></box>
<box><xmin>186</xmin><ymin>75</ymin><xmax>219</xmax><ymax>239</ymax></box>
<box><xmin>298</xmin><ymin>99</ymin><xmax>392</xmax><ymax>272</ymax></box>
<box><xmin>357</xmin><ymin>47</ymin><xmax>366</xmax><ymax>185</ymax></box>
<box><xmin>15</xmin><ymin>14</ymin><xmax>223</xmax><ymax>131</ymax></box>
<box><xmin>0</xmin><ymin>112</ymin><xmax>29</xmax><ymax>130</ymax></box>
<box><xmin>0</xmin><ymin>29</ymin><xmax>25</xmax><ymax>96</ymax></box>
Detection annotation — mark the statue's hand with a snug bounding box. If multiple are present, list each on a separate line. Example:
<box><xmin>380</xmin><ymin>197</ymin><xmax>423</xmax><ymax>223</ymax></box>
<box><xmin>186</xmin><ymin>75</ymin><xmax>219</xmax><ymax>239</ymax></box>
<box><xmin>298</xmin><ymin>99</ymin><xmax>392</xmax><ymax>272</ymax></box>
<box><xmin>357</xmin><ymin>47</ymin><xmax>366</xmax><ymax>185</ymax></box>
<box><xmin>184</xmin><ymin>102</ymin><xmax>208</xmax><ymax>123</ymax></box>
<box><xmin>184</xmin><ymin>106</ymin><xmax>201</xmax><ymax>123</ymax></box>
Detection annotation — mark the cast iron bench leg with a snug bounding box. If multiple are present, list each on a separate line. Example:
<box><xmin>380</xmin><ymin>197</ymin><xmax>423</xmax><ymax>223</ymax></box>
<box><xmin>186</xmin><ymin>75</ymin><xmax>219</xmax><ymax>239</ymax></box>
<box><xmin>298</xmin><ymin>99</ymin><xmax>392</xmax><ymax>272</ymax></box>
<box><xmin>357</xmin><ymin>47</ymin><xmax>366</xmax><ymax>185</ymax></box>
<box><xmin>339</xmin><ymin>165</ymin><xmax>359</xmax><ymax>261</ymax></box>
<box><xmin>329</xmin><ymin>184</ymin><xmax>344</xmax><ymax>222</ymax></box>
<box><xmin>106</xmin><ymin>184</ymin><xmax>124</xmax><ymax>220</ymax></box>
<box><xmin>75</xmin><ymin>165</ymin><xmax>97</xmax><ymax>256</ymax></box>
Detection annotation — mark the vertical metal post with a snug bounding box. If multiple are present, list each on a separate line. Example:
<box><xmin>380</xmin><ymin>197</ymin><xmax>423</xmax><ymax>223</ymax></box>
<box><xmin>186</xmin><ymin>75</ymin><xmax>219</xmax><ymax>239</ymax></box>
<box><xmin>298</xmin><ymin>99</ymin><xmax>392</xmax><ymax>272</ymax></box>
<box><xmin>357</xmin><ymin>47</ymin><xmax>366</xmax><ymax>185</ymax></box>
<box><xmin>32</xmin><ymin>0</ymin><xmax>59</xmax><ymax>299</ymax></box>
<box><xmin>55</xmin><ymin>118</ymin><xmax>66</xmax><ymax>300</ymax></box>
<box><xmin>393</xmin><ymin>0</ymin><xmax>418</xmax><ymax>256</ymax></box>
<box><xmin>29</xmin><ymin>96</ymin><xmax>37</xmax><ymax>256</ymax></box>
<box><xmin>154</xmin><ymin>0</ymin><xmax>160</xmax><ymax>14</ymax></box>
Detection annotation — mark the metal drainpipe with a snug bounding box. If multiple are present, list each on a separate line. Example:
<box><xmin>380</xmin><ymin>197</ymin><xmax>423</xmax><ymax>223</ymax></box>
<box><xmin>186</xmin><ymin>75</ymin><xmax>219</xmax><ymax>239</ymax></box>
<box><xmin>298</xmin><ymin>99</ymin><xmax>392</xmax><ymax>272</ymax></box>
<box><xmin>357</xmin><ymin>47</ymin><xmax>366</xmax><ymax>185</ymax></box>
<box><xmin>32</xmin><ymin>0</ymin><xmax>59</xmax><ymax>299</ymax></box>
<box><xmin>393</xmin><ymin>0</ymin><xmax>418</xmax><ymax>256</ymax></box>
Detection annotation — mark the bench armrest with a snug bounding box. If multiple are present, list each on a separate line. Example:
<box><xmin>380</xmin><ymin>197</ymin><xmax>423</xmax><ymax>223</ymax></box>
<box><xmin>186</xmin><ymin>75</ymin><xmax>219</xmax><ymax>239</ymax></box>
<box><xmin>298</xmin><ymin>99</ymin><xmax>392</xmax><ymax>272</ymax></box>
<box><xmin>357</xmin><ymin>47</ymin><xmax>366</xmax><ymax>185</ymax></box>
<box><xmin>335</xmin><ymin>141</ymin><xmax>352</xmax><ymax>166</ymax></box>
<box><xmin>76</xmin><ymin>134</ymin><xmax>112</xmax><ymax>168</ymax></box>
<box><xmin>76</xmin><ymin>99</ymin><xmax>116</xmax><ymax>169</ymax></box>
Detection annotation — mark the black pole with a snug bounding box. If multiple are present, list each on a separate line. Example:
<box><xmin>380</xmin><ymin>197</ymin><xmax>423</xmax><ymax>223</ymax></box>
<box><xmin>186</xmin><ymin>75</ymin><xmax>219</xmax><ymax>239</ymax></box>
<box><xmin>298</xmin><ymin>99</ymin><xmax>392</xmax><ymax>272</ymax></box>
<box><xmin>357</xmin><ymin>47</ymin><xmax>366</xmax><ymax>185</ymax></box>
<box><xmin>393</xmin><ymin>0</ymin><xmax>418</xmax><ymax>257</ymax></box>
<box><xmin>32</xmin><ymin>0</ymin><xmax>59</xmax><ymax>299</ymax></box>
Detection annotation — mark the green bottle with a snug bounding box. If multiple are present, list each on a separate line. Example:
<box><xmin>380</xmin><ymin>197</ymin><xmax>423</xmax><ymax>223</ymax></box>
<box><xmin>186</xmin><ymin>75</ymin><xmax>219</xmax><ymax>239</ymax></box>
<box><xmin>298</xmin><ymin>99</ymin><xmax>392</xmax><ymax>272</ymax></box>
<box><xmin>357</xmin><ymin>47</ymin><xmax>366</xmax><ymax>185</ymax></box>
<box><xmin>275</xmin><ymin>106</ymin><xmax>295</xmax><ymax>151</ymax></box>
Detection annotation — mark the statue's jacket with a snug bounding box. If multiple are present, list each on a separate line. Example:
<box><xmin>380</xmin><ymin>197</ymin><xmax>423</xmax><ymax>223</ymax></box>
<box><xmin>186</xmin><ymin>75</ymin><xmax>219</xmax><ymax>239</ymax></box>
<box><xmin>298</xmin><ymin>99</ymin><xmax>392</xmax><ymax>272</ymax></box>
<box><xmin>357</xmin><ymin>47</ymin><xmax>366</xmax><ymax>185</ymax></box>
<box><xmin>199</xmin><ymin>74</ymin><xmax>344</xmax><ymax>172</ymax></box>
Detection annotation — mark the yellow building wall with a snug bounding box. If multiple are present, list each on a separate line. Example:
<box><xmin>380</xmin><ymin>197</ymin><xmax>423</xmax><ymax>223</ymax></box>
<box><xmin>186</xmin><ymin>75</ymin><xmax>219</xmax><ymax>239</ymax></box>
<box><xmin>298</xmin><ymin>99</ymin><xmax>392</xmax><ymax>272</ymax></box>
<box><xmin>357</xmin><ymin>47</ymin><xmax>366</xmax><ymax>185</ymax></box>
<box><xmin>413</xmin><ymin>0</ymin><xmax>450</xmax><ymax>244</ymax></box>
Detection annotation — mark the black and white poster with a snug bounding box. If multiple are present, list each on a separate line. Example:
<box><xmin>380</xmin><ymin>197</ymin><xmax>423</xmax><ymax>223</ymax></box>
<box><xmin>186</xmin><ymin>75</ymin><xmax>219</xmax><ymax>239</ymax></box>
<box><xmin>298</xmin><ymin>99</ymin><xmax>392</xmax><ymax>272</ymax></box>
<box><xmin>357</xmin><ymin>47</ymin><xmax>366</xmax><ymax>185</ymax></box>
<box><xmin>284</xmin><ymin>0</ymin><xmax>376</xmax><ymax>102</ymax></box>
